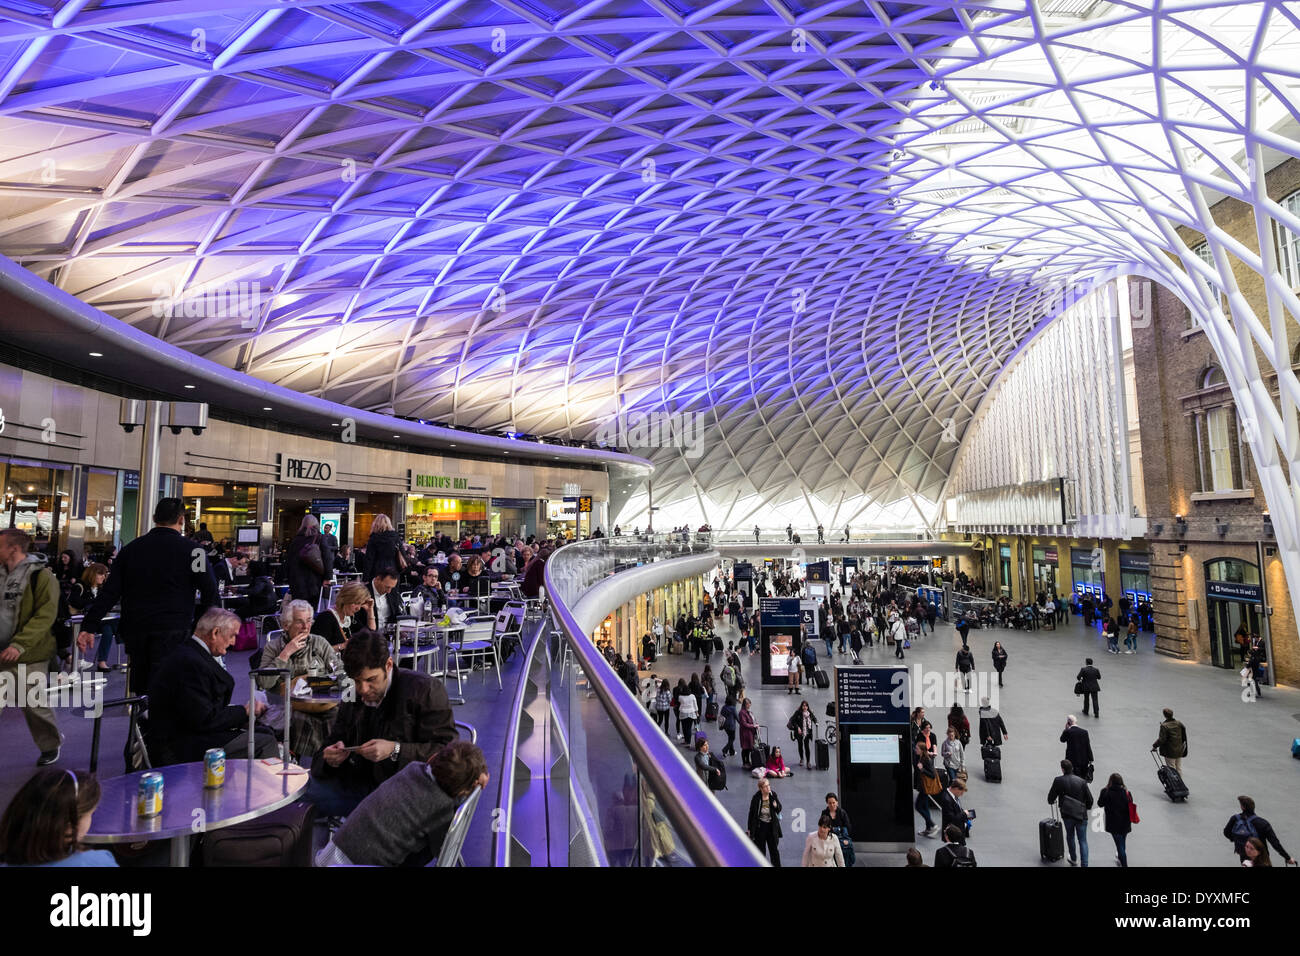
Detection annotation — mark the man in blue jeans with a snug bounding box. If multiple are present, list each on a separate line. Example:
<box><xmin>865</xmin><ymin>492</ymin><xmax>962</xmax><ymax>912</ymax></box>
<box><xmin>1048</xmin><ymin>759</ymin><xmax>1094</xmax><ymax>866</ymax></box>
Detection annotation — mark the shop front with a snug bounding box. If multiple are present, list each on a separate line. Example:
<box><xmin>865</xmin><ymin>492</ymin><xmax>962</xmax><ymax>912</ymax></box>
<box><xmin>406</xmin><ymin>470</ymin><xmax>492</xmax><ymax>542</ymax></box>
<box><xmin>1070</xmin><ymin>546</ymin><xmax>1105</xmax><ymax>607</ymax></box>
<box><xmin>181</xmin><ymin>480</ymin><xmax>259</xmax><ymax>547</ymax></box>
<box><xmin>1204</xmin><ymin>558</ymin><xmax>1265</xmax><ymax>672</ymax></box>
<box><xmin>2</xmin><ymin>458</ymin><xmax>71</xmax><ymax>554</ymax></box>
<box><xmin>490</xmin><ymin>497</ymin><xmax>535</xmax><ymax>540</ymax></box>
<box><xmin>547</xmin><ymin>498</ymin><xmax>578</xmax><ymax>539</ymax></box>
<box><xmin>1119</xmin><ymin>549</ymin><xmax>1154</xmax><ymax>631</ymax></box>
<box><xmin>1032</xmin><ymin>545</ymin><xmax>1059</xmax><ymax>598</ymax></box>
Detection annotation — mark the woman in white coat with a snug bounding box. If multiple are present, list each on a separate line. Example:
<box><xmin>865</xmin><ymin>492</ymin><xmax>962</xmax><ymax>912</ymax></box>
<box><xmin>801</xmin><ymin>813</ymin><xmax>846</xmax><ymax>867</ymax></box>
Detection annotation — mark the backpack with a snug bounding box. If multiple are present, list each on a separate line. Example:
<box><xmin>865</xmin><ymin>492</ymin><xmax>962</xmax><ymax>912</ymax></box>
<box><xmin>720</xmin><ymin>664</ymin><xmax>735</xmax><ymax>688</ymax></box>
<box><xmin>947</xmin><ymin>845</ymin><xmax>976</xmax><ymax>868</ymax></box>
<box><xmin>802</xmin><ymin>644</ymin><xmax>817</xmax><ymax>668</ymax></box>
<box><xmin>1230</xmin><ymin>814</ymin><xmax>1259</xmax><ymax>850</ymax></box>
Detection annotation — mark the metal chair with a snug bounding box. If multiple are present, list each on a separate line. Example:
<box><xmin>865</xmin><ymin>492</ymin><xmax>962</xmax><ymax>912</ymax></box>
<box><xmin>493</xmin><ymin>601</ymin><xmax>526</xmax><ymax>663</ymax></box>
<box><xmin>447</xmin><ymin>616</ymin><xmax>501</xmax><ymax>693</ymax></box>
<box><xmin>394</xmin><ymin>619</ymin><xmax>439</xmax><ymax>673</ymax></box>
<box><xmin>433</xmin><ymin>784</ymin><xmax>483</xmax><ymax>867</ymax></box>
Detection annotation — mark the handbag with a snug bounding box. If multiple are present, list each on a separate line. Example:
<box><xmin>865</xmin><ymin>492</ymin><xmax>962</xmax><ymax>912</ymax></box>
<box><xmin>921</xmin><ymin>770</ymin><xmax>942</xmax><ymax>796</ymax></box>
<box><xmin>1128</xmin><ymin>792</ymin><xmax>1140</xmax><ymax>824</ymax></box>
<box><xmin>298</xmin><ymin>538</ymin><xmax>324</xmax><ymax>576</ymax></box>
<box><xmin>1073</xmin><ymin>680</ymin><xmax>1084</xmax><ymax>695</ymax></box>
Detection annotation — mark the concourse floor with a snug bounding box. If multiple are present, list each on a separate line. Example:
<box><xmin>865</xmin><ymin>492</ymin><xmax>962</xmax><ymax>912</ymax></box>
<box><xmin>645</xmin><ymin>612</ymin><xmax>1300</xmax><ymax>867</ymax></box>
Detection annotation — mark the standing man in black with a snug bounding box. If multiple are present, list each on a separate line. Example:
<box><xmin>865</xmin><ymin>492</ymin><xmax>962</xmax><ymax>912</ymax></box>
<box><xmin>76</xmin><ymin>497</ymin><xmax>218</xmax><ymax>696</ymax></box>
<box><xmin>1060</xmin><ymin>715</ymin><xmax>1093</xmax><ymax>780</ymax></box>
<box><xmin>1076</xmin><ymin>657</ymin><xmax>1102</xmax><ymax>717</ymax></box>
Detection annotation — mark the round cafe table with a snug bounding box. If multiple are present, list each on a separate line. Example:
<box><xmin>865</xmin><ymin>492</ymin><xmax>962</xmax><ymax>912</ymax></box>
<box><xmin>83</xmin><ymin>760</ymin><xmax>308</xmax><ymax>867</ymax></box>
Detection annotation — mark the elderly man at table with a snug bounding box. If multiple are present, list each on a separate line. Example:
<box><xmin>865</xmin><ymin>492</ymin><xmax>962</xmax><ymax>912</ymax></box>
<box><xmin>147</xmin><ymin>607</ymin><xmax>279</xmax><ymax>764</ymax></box>
<box><xmin>77</xmin><ymin>496</ymin><xmax>219</xmax><ymax>696</ymax></box>
<box><xmin>316</xmin><ymin>740</ymin><xmax>489</xmax><ymax>867</ymax></box>
<box><xmin>352</xmin><ymin>567</ymin><xmax>404</xmax><ymax>633</ymax></box>
<box><xmin>306</xmin><ymin>629</ymin><xmax>457</xmax><ymax>817</ymax></box>
<box><xmin>257</xmin><ymin>599</ymin><xmax>347</xmax><ymax>759</ymax></box>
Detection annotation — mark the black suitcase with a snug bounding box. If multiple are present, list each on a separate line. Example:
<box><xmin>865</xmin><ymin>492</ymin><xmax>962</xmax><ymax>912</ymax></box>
<box><xmin>815</xmin><ymin>738</ymin><xmax>830</xmax><ymax>771</ymax></box>
<box><xmin>826</xmin><ymin>701</ymin><xmax>836</xmax><ymax>718</ymax></box>
<box><xmin>201</xmin><ymin>801</ymin><xmax>317</xmax><ymax>867</ymax></box>
<box><xmin>984</xmin><ymin>757</ymin><xmax>1002</xmax><ymax>783</ymax></box>
<box><xmin>750</xmin><ymin>724</ymin><xmax>770</xmax><ymax>770</ymax></box>
<box><xmin>981</xmin><ymin>741</ymin><xmax>1001</xmax><ymax>761</ymax></box>
<box><xmin>705</xmin><ymin>700</ymin><xmax>718</xmax><ymax>722</ymax></box>
<box><xmin>813</xmin><ymin>668</ymin><xmax>830</xmax><ymax>689</ymax></box>
<box><xmin>1039</xmin><ymin>811</ymin><xmax>1064</xmax><ymax>862</ymax></box>
<box><xmin>1152</xmin><ymin>751</ymin><xmax>1189</xmax><ymax>802</ymax></box>
<box><xmin>708</xmin><ymin>754</ymin><xmax>727</xmax><ymax>791</ymax></box>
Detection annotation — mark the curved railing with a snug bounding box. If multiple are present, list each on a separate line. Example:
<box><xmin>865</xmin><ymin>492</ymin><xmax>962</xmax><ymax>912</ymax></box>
<box><xmin>542</xmin><ymin>534</ymin><xmax>766</xmax><ymax>867</ymax></box>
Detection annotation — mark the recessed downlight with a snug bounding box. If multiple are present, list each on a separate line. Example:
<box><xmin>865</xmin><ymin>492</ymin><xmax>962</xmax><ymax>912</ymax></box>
<box><xmin>184</xmin><ymin>384</ymin><xmax>196</xmax><ymax>389</ymax></box>
<box><xmin>88</xmin><ymin>351</ymin><xmax>103</xmax><ymax>357</ymax></box>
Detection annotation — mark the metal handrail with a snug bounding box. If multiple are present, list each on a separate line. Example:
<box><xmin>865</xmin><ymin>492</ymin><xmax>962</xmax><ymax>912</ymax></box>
<box><xmin>544</xmin><ymin>534</ymin><xmax>766</xmax><ymax>867</ymax></box>
<box><xmin>493</xmin><ymin>621</ymin><xmax>546</xmax><ymax>868</ymax></box>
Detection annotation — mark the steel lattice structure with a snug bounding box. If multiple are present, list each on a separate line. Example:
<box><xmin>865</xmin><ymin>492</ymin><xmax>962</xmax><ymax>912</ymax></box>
<box><xmin>0</xmin><ymin>0</ymin><xmax>1298</xmax><ymax>551</ymax></box>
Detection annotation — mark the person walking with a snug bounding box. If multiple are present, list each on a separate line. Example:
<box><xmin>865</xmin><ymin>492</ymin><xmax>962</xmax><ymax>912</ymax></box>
<box><xmin>990</xmin><ymin>641</ymin><xmax>1008</xmax><ymax>686</ymax></box>
<box><xmin>677</xmin><ymin>683</ymin><xmax>699</xmax><ymax>747</ymax></box>
<box><xmin>738</xmin><ymin>697</ymin><xmax>760</xmax><ymax>768</ymax></box>
<box><xmin>1151</xmin><ymin>707</ymin><xmax>1188</xmax><ymax>774</ymax></box>
<box><xmin>747</xmin><ymin>777</ymin><xmax>783</xmax><ymax>866</ymax></box>
<box><xmin>754</xmin><ymin>525</ymin><xmax>761</xmax><ymax>544</ymax></box>
<box><xmin>956</xmin><ymin>616</ymin><xmax>970</xmax><ymax>649</ymax></box>
<box><xmin>955</xmin><ymin>644</ymin><xmax>975</xmax><ymax>693</ymax></box>
<box><xmin>653</xmin><ymin>679</ymin><xmax>673</xmax><ymax>735</ymax></box>
<box><xmin>1223</xmin><ymin>795</ymin><xmax>1295</xmax><ymax>865</ymax></box>
<box><xmin>1075</xmin><ymin>658</ymin><xmax>1101</xmax><ymax>717</ymax></box>
<box><xmin>977</xmin><ymin>697</ymin><xmax>1009</xmax><ymax>747</ymax></box>
<box><xmin>719</xmin><ymin>694</ymin><xmax>739</xmax><ymax>757</ymax></box>
<box><xmin>787</xmin><ymin>699</ymin><xmax>818</xmax><ymax>769</ymax></box>
<box><xmin>913</xmin><ymin>739</ymin><xmax>941</xmax><ymax>839</ymax></box>
<box><xmin>1124</xmin><ymin>616</ymin><xmax>1139</xmax><ymax>653</ymax></box>
<box><xmin>817</xmin><ymin>524</ymin><xmax>825</xmax><ymax>544</ymax></box>
<box><xmin>940</xmin><ymin>726</ymin><xmax>966</xmax><ymax>786</ymax></box>
<box><xmin>1061</xmin><ymin>714</ymin><xmax>1093</xmax><ymax>780</ymax></box>
<box><xmin>0</xmin><ymin>530</ymin><xmax>62</xmax><ymax>766</ymax></box>
<box><xmin>786</xmin><ymin>524</ymin><xmax>793</xmax><ymax>544</ymax></box>
<box><xmin>77</xmin><ymin>497</ymin><xmax>218</xmax><ymax>698</ymax></box>
<box><xmin>1048</xmin><ymin>759</ymin><xmax>1094</xmax><ymax>866</ymax></box>
<box><xmin>1097</xmin><ymin>772</ymin><xmax>1135</xmax><ymax>867</ymax></box>
<box><xmin>801</xmin><ymin>813</ymin><xmax>845</xmax><ymax>867</ymax></box>
<box><xmin>824</xmin><ymin>793</ymin><xmax>854</xmax><ymax>867</ymax></box>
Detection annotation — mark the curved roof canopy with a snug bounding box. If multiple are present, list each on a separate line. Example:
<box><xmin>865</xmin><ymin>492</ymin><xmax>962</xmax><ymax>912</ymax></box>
<box><xmin>0</xmin><ymin>0</ymin><xmax>1292</xmax><ymax>528</ymax></box>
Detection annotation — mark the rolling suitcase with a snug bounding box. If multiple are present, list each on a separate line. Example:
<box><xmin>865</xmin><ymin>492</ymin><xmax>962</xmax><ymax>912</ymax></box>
<box><xmin>201</xmin><ymin>801</ymin><xmax>316</xmax><ymax>867</ymax></box>
<box><xmin>708</xmin><ymin>754</ymin><xmax>727</xmax><ymax>791</ymax></box>
<box><xmin>1152</xmin><ymin>751</ymin><xmax>1189</xmax><ymax>802</ymax></box>
<box><xmin>1039</xmin><ymin>807</ymin><xmax>1064</xmax><ymax>862</ymax></box>
<box><xmin>815</xmin><ymin>737</ymin><xmax>830</xmax><ymax>771</ymax></box>
<box><xmin>705</xmin><ymin>699</ymin><xmax>718</xmax><ymax>722</ymax></box>
<box><xmin>984</xmin><ymin>757</ymin><xmax>1002</xmax><ymax>783</ymax></box>
<box><xmin>751</xmin><ymin>724</ymin><xmax>770</xmax><ymax>770</ymax></box>
<box><xmin>1292</xmin><ymin>737</ymin><xmax>1300</xmax><ymax>759</ymax></box>
<box><xmin>813</xmin><ymin>668</ymin><xmax>830</xmax><ymax>690</ymax></box>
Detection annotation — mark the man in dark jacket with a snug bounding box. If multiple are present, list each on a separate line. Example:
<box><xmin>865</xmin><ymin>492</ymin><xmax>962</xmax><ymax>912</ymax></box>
<box><xmin>77</xmin><ymin>497</ymin><xmax>219</xmax><ymax>696</ymax></box>
<box><xmin>309</xmin><ymin>630</ymin><xmax>457</xmax><ymax>816</ymax></box>
<box><xmin>147</xmin><ymin>608</ymin><xmax>277</xmax><ymax>763</ymax></box>
<box><xmin>1048</xmin><ymin>759</ymin><xmax>1094</xmax><ymax>866</ymax></box>
<box><xmin>956</xmin><ymin>616</ymin><xmax>970</xmax><ymax>648</ymax></box>
<box><xmin>353</xmin><ymin>568</ymin><xmax>404</xmax><ymax>633</ymax></box>
<box><xmin>1060</xmin><ymin>715</ymin><xmax>1092</xmax><ymax>779</ymax></box>
<box><xmin>937</xmin><ymin>778</ymin><xmax>972</xmax><ymax>844</ymax></box>
<box><xmin>1223</xmin><ymin>795</ymin><xmax>1295</xmax><ymax>865</ymax></box>
<box><xmin>955</xmin><ymin>646</ymin><xmax>975</xmax><ymax>690</ymax></box>
<box><xmin>1151</xmin><ymin>707</ymin><xmax>1188</xmax><ymax>774</ymax></box>
<box><xmin>1076</xmin><ymin>657</ymin><xmax>1101</xmax><ymax>717</ymax></box>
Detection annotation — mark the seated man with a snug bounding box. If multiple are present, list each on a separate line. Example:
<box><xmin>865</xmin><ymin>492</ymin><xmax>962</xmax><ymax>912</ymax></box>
<box><xmin>306</xmin><ymin>629</ymin><xmax>457</xmax><ymax>817</ymax></box>
<box><xmin>315</xmin><ymin>740</ymin><xmax>489</xmax><ymax>867</ymax></box>
<box><xmin>353</xmin><ymin>567</ymin><xmax>404</xmax><ymax>633</ymax></box>
<box><xmin>257</xmin><ymin>599</ymin><xmax>348</xmax><ymax>759</ymax></box>
<box><xmin>415</xmin><ymin>566</ymin><xmax>447</xmax><ymax>615</ymax></box>
<box><xmin>147</xmin><ymin>607</ymin><xmax>278</xmax><ymax>763</ymax></box>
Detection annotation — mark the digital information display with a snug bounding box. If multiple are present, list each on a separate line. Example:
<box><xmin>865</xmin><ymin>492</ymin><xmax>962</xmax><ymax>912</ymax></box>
<box><xmin>849</xmin><ymin>733</ymin><xmax>902</xmax><ymax>764</ymax></box>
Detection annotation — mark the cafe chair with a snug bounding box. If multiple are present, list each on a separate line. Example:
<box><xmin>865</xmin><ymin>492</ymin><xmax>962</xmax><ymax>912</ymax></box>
<box><xmin>447</xmin><ymin>616</ymin><xmax>501</xmax><ymax>693</ymax></box>
<box><xmin>432</xmin><ymin>784</ymin><xmax>483</xmax><ymax>868</ymax></box>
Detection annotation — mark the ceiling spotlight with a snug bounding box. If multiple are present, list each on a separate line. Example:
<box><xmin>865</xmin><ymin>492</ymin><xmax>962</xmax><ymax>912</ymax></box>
<box><xmin>262</xmin><ymin>407</ymin><xmax>272</xmax><ymax>411</ymax></box>
<box><xmin>88</xmin><ymin>351</ymin><xmax>103</xmax><ymax>357</ymax></box>
<box><xmin>184</xmin><ymin>384</ymin><xmax>196</xmax><ymax>389</ymax></box>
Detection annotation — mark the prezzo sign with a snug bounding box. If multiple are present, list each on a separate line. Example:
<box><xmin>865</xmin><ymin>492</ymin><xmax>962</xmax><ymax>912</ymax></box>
<box><xmin>409</xmin><ymin>471</ymin><xmax>490</xmax><ymax>496</ymax></box>
<box><xmin>279</xmin><ymin>455</ymin><xmax>335</xmax><ymax>487</ymax></box>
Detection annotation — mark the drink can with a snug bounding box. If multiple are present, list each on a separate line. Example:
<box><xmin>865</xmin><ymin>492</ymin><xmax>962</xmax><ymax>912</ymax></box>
<box><xmin>204</xmin><ymin>748</ymin><xmax>226</xmax><ymax>788</ymax></box>
<box><xmin>137</xmin><ymin>772</ymin><xmax>163</xmax><ymax>818</ymax></box>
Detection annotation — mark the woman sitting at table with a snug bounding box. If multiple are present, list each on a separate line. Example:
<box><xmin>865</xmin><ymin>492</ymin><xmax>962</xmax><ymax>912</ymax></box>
<box><xmin>258</xmin><ymin>599</ymin><xmax>348</xmax><ymax>759</ymax></box>
<box><xmin>315</xmin><ymin>582</ymin><xmax>369</xmax><ymax>652</ymax></box>
<box><xmin>68</xmin><ymin>563</ymin><xmax>115</xmax><ymax>672</ymax></box>
<box><xmin>0</xmin><ymin>769</ymin><xmax>117</xmax><ymax>868</ymax></box>
<box><xmin>463</xmin><ymin>555</ymin><xmax>491</xmax><ymax>598</ymax></box>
